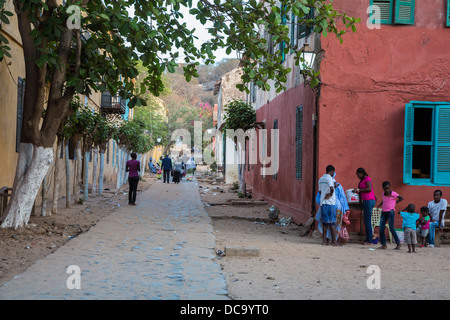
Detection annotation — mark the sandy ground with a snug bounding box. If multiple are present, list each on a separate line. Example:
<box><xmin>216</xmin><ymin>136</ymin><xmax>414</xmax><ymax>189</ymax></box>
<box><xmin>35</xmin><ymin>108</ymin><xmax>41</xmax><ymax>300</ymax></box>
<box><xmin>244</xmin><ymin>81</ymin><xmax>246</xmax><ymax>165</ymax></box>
<box><xmin>2</xmin><ymin>170</ymin><xmax>450</xmax><ymax>300</ymax></box>
<box><xmin>198</xmin><ymin>173</ymin><xmax>450</xmax><ymax>300</ymax></box>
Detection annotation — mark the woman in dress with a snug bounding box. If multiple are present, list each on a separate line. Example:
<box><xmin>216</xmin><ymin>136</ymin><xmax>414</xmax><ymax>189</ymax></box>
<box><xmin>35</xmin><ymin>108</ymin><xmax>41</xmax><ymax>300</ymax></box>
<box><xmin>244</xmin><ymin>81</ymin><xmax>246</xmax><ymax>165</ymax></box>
<box><xmin>353</xmin><ymin>167</ymin><xmax>376</xmax><ymax>245</ymax></box>
<box><xmin>172</xmin><ymin>157</ymin><xmax>183</xmax><ymax>184</ymax></box>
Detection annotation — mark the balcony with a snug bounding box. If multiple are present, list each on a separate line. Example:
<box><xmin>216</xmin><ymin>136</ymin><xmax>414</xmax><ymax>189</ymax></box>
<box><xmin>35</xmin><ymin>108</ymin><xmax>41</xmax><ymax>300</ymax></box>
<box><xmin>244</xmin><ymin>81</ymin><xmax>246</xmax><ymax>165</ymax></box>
<box><xmin>100</xmin><ymin>91</ymin><xmax>126</xmax><ymax>114</ymax></box>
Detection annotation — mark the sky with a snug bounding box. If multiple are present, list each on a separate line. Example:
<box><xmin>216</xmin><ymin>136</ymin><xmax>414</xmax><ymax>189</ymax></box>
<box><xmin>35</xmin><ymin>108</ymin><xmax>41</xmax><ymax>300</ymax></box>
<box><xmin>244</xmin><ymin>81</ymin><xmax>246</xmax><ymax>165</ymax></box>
<box><xmin>127</xmin><ymin>3</ymin><xmax>235</xmax><ymax>64</ymax></box>
<box><xmin>178</xmin><ymin>5</ymin><xmax>235</xmax><ymax>63</ymax></box>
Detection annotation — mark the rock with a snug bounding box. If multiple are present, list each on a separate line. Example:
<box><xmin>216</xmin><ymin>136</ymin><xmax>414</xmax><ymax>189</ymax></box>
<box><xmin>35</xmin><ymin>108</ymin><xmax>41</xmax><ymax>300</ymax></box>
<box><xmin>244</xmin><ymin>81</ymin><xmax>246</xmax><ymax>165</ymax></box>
<box><xmin>225</xmin><ymin>246</ymin><xmax>260</xmax><ymax>257</ymax></box>
<box><xmin>268</xmin><ymin>205</ymin><xmax>279</xmax><ymax>219</ymax></box>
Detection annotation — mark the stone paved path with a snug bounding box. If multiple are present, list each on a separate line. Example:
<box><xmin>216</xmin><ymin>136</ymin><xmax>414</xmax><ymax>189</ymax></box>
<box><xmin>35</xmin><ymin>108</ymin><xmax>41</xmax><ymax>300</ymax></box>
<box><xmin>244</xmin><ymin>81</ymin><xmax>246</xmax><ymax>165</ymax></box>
<box><xmin>0</xmin><ymin>178</ymin><xmax>228</xmax><ymax>300</ymax></box>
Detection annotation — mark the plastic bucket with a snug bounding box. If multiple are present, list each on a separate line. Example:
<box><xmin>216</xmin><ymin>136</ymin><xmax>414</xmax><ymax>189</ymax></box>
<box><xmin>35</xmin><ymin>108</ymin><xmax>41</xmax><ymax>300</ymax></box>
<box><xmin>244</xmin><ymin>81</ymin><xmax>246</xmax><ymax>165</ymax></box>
<box><xmin>346</xmin><ymin>189</ymin><xmax>359</xmax><ymax>204</ymax></box>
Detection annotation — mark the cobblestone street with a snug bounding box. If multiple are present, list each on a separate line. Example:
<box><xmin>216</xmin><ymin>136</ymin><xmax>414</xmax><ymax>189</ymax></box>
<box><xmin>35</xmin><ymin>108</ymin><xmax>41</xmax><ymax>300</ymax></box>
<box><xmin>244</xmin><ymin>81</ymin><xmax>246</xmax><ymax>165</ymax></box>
<box><xmin>0</xmin><ymin>179</ymin><xmax>228</xmax><ymax>300</ymax></box>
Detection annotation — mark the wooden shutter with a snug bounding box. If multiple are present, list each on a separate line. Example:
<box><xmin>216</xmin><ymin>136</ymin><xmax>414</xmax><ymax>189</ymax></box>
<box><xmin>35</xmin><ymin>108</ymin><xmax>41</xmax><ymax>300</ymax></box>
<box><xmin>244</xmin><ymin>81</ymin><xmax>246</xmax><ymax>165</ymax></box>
<box><xmin>297</xmin><ymin>8</ymin><xmax>314</xmax><ymax>39</ymax></box>
<box><xmin>370</xmin><ymin>0</ymin><xmax>393</xmax><ymax>24</ymax></box>
<box><xmin>290</xmin><ymin>12</ymin><xmax>295</xmax><ymax>51</ymax></box>
<box><xmin>296</xmin><ymin>106</ymin><xmax>303</xmax><ymax>180</ymax></box>
<box><xmin>394</xmin><ymin>0</ymin><xmax>415</xmax><ymax>25</ymax></box>
<box><xmin>433</xmin><ymin>105</ymin><xmax>450</xmax><ymax>185</ymax></box>
<box><xmin>403</xmin><ymin>103</ymin><xmax>413</xmax><ymax>184</ymax></box>
<box><xmin>15</xmin><ymin>77</ymin><xmax>25</xmax><ymax>153</ymax></box>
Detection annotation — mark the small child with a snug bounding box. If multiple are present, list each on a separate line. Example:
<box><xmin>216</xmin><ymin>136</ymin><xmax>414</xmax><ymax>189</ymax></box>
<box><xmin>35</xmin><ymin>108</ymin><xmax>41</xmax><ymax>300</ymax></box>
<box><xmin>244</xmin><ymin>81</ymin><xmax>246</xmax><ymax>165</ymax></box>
<box><xmin>416</xmin><ymin>206</ymin><xmax>430</xmax><ymax>248</ymax></box>
<box><xmin>399</xmin><ymin>204</ymin><xmax>420</xmax><ymax>253</ymax></box>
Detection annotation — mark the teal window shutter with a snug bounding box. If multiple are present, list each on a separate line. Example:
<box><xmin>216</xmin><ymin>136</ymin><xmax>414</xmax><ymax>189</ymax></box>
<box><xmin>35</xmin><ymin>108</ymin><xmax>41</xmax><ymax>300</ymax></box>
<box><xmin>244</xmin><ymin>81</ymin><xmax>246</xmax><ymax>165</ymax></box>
<box><xmin>370</xmin><ymin>0</ymin><xmax>393</xmax><ymax>24</ymax></box>
<box><xmin>403</xmin><ymin>103</ymin><xmax>413</xmax><ymax>184</ymax></box>
<box><xmin>297</xmin><ymin>8</ymin><xmax>314</xmax><ymax>39</ymax></box>
<box><xmin>447</xmin><ymin>0</ymin><xmax>450</xmax><ymax>27</ymax></box>
<box><xmin>280</xmin><ymin>5</ymin><xmax>287</xmax><ymax>62</ymax></box>
<box><xmin>433</xmin><ymin>105</ymin><xmax>450</xmax><ymax>184</ymax></box>
<box><xmin>290</xmin><ymin>12</ymin><xmax>295</xmax><ymax>51</ymax></box>
<box><xmin>394</xmin><ymin>0</ymin><xmax>415</xmax><ymax>25</ymax></box>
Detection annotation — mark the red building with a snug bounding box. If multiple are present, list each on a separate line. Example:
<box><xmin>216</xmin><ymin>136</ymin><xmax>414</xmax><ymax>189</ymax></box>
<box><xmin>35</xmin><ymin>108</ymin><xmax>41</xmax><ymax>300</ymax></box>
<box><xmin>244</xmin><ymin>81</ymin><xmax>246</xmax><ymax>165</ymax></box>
<box><xmin>245</xmin><ymin>0</ymin><xmax>450</xmax><ymax>232</ymax></box>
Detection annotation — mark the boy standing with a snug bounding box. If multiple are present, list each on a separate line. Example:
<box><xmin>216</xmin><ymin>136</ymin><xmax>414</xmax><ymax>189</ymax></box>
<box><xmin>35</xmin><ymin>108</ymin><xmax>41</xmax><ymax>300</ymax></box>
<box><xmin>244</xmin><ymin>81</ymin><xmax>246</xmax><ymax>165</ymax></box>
<box><xmin>399</xmin><ymin>204</ymin><xmax>420</xmax><ymax>253</ymax></box>
<box><xmin>318</xmin><ymin>165</ymin><xmax>337</xmax><ymax>246</ymax></box>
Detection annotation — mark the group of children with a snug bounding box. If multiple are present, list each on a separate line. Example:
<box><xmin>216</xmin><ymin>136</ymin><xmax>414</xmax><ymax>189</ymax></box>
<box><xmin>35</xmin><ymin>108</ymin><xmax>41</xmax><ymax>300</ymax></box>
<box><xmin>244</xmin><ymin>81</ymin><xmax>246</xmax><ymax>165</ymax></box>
<box><xmin>378</xmin><ymin>181</ymin><xmax>440</xmax><ymax>253</ymax></box>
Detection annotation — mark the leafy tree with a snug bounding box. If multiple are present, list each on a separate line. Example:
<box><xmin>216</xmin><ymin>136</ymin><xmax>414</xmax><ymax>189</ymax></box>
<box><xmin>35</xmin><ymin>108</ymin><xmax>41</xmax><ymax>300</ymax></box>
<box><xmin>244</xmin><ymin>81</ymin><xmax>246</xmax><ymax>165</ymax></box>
<box><xmin>0</xmin><ymin>0</ymin><xmax>358</xmax><ymax>229</ymax></box>
<box><xmin>223</xmin><ymin>99</ymin><xmax>257</xmax><ymax>192</ymax></box>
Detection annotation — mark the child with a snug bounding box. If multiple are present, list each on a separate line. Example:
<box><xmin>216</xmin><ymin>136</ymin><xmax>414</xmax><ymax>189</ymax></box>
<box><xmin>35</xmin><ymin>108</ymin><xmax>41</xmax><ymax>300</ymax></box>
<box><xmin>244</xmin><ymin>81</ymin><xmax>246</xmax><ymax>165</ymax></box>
<box><xmin>377</xmin><ymin>181</ymin><xmax>404</xmax><ymax>249</ymax></box>
<box><xmin>399</xmin><ymin>204</ymin><xmax>420</xmax><ymax>253</ymax></box>
<box><xmin>416</xmin><ymin>206</ymin><xmax>430</xmax><ymax>248</ymax></box>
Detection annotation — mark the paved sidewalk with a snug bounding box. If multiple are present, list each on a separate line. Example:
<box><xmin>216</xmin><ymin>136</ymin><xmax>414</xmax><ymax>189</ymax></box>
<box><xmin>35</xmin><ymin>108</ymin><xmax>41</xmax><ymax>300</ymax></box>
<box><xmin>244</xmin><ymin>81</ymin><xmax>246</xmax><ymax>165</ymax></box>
<box><xmin>0</xmin><ymin>178</ymin><xmax>229</xmax><ymax>300</ymax></box>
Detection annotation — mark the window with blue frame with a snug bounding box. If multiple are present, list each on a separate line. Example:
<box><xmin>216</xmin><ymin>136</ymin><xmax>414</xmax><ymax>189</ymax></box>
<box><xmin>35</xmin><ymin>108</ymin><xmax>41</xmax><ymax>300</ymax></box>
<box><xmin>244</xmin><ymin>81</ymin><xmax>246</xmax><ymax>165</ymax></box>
<box><xmin>404</xmin><ymin>102</ymin><xmax>450</xmax><ymax>185</ymax></box>
<box><xmin>369</xmin><ymin>0</ymin><xmax>415</xmax><ymax>25</ymax></box>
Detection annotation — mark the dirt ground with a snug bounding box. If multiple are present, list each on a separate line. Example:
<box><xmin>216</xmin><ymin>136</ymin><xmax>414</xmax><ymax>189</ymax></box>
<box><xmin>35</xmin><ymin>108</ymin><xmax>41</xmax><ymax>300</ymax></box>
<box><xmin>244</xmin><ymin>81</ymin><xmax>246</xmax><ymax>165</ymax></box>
<box><xmin>2</xmin><ymin>171</ymin><xmax>450</xmax><ymax>300</ymax></box>
<box><xmin>198</xmin><ymin>174</ymin><xmax>450</xmax><ymax>300</ymax></box>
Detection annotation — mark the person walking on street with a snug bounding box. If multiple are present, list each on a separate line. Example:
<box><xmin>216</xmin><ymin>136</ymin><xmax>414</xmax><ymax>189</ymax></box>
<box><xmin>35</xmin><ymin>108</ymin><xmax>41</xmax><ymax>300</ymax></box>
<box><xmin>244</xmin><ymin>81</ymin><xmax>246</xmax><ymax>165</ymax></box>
<box><xmin>173</xmin><ymin>157</ymin><xmax>183</xmax><ymax>184</ymax></box>
<box><xmin>161</xmin><ymin>154</ymin><xmax>173</xmax><ymax>183</ymax></box>
<box><xmin>126</xmin><ymin>152</ymin><xmax>140</xmax><ymax>205</ymax></box>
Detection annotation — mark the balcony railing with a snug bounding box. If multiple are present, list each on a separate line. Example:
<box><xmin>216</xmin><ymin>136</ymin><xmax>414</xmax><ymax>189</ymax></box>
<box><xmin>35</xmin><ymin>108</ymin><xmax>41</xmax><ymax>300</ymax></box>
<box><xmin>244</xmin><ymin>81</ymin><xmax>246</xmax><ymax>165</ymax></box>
<box><xmin>100</xmin><ymin>91</ymin><xmax>126</xmax><ymax>114</ymax></box>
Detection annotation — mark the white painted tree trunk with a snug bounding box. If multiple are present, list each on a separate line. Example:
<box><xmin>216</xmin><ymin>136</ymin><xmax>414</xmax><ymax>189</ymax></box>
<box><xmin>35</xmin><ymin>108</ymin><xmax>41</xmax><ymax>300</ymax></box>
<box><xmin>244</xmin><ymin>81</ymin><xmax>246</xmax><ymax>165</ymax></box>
<box><xmin>116</xmin><ymin>147</ymin><xmax>122</xmax><ymax>191</ymax></box>
<box><xmin>1</xmin><ymin>143</ymin><xmax>54</xmax><ymax>229</ymax></box>
<box><xmin>140</xmin><ymin>153</ymin><xmax>147</xmax><ymax>178</ymax></box>
<box><xmin>83</xmin><ymin>150</ymin><xmax>90</xmax><ymax>202</ymax></box>
<box><xmin>65</xmin><ymin>139</ymin><xmax>71</xmax><ymax>208</ymax></box>
<box><xmin>52</xmin><ymin>138</ymin><xmax>63</xmax><ymax>214</ymax></box>
<box><xmin>91</xmin><ymin>147</ymin><xmax>98</xmax><ymax>195</ymax></box>
<box><xmin>122</xmin><ymin>150</ymin><xmax>128</xmax><ymax>186</ymax></box>
<box><xmin>237</xmin><ymin>142</ymin><xmax>246</xmax><ymax>194</ymax></box>
<box><xmin>98</xmin><ymin>151</ymin><xmax>105</xmax><ymax>196</ymax></box>
<box><xmin>73</xmin><ymin>141</ymin><xmax>82</xmax><ymax>204</ymax></box>
<box><xmin>40</xmin><ymin>175</ymin><xmax>48</xmax><ymax>216</ymax></box>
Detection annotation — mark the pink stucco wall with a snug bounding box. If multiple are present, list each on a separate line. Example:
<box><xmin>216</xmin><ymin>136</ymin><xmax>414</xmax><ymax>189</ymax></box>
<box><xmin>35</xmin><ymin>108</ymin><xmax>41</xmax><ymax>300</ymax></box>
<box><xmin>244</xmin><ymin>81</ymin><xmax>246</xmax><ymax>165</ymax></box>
<box><xmin>318</xmin><ymin>0</ymin><xmax>450</xmax><ymax>231</ymax></box>
<box><xmin>245</xmin><ymin>85</ymin><xmax>317</xmax><ymax>224</ymax></box>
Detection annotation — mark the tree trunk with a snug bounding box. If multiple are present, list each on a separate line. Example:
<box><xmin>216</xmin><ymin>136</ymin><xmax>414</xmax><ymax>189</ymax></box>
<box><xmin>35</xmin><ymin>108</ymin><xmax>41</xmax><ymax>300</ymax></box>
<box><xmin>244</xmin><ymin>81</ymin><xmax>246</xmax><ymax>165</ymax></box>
<box><xmin>52</xmin><ymin>136</ymin><xmax>63</xmax><ymax>214</ymax></box>
<box><xmin>1</xmin><ymin>143</ymin><xmax>54</xmax><ymax>229</ymax></box>
<box><xmin>83</xmin><ymin>148</ymin><xmax>90</xmax><ymax>202</ymax></box>
<box><xmin>65</xmin><ymin>138</ymin><xmax>71</xmax><ymax>208</ymax></box>
<box><xmin>98</xmin><ymin>150</ymin><xmax>105</xmax><ymax>196</ymax></box>
<box><xmin>116</xmin><ymin>147</ymin><xmax>122</xmax><ymax>191</ymax></box>
<box><xmin>237</xmin><ymin>142</ymin><xmax>246</xmax><ymax>194</ymax></box>
<box><xmin>122</xmin><ymin>150</ymin><xmax>128</xmax><ymax>186</ymax></box>
<box><xmin>40</xmin><ymin>175</ymin><xmax>48</xmax><ymax>216</ymax></box>
<box><xmin>91</xmin><ymin>146</ymin><xmax>98</xmax><ymax>195</ymax></box>
<box><xmin>73</xmin><ymin>140</ymin><xmax>82</xmax><ymax>204</ymax></box>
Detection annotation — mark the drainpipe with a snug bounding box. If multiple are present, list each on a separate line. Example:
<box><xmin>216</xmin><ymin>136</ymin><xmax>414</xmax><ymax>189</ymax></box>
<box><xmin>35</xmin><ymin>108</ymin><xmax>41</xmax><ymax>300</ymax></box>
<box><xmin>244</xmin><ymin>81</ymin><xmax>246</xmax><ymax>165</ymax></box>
<box><xmin>311</xmin><ymin>90</ymin><xmax>319</xmax><ymax>216</ymax></box>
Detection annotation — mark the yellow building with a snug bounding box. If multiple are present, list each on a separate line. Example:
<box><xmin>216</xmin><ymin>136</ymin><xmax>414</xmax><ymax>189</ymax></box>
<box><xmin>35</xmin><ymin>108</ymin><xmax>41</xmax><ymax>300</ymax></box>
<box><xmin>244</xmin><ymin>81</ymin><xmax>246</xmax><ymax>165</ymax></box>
<box><xmin>0</xmin><ymin>0</ymin><xmax>131</xmax><ymax>212</ymax></box>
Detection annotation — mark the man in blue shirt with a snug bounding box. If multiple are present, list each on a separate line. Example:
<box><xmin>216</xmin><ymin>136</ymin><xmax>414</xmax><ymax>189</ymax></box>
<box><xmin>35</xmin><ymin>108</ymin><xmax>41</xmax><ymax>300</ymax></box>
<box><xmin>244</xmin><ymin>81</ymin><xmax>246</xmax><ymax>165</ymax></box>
<box><xmin>161</xmin><ymin>155</ymin><xmax>173</xmax><ymax>183</ymax></box>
